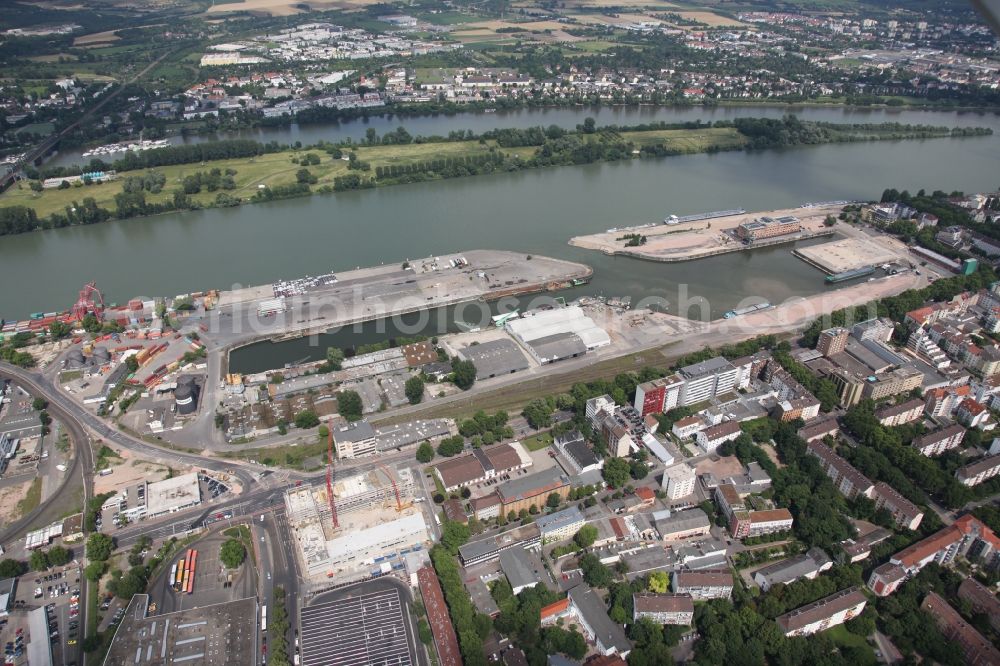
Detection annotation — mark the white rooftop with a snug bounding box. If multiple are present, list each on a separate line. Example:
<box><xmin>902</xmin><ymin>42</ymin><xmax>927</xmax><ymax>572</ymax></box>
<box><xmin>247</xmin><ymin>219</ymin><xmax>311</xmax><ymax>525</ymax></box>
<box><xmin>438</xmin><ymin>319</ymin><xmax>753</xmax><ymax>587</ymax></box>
<box><xmin>146</xmin><ymin>472</ymin><xmax>201</xmax><ymax>515</ymax></box>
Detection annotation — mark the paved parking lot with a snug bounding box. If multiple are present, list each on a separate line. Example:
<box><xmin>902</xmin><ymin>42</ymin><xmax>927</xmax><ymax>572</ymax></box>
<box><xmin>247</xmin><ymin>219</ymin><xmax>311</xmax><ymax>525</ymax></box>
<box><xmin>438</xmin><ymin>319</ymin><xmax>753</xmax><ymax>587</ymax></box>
<box><xmin>1</xmin><ymin>566</ymin><xmax>82</xmax><ymax>665</ymax></box>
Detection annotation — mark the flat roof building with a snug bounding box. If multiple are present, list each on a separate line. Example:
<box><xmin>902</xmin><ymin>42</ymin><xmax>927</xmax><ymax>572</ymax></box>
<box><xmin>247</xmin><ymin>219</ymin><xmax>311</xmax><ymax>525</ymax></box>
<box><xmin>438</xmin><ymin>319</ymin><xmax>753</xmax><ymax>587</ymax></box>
<box><xmin>499</xmin><ymin>547</ymin><xmax>548</xmax><ymax>594</ymax></box>
<box><xmin>567</xmin><ymin>584</ymin><xmax>631</xmax><ymax>657</ymax></box>
<box><xmin>536</xmin><ymin>506</ymin><xmax>586</xmax><ymax>543</ymax></box>
<box><xmin>671</xmin><ymin>569</ymin><xmax>733</xmax><ymax>600</ymax></box>
<box><xmin>145</xmin><ymin>472</ymin><xmax>201</xmax><ymax>518</ymax></box>
<box><xmin>655</xmin><ymin>509</ymin><xmax>711</xmax><ymax>542</ymax></box>
<box><xmin>459</xmin><ymin>339</ymin><xmax>530</xmax><ymax>379</ymax></box>
<box><xmin>753</xmin><ymin>548</ymin><xmax>832</xmax><ymax>592</ymax></box>
<box><xmin>102</xmin><ymin>595</ymin><xmax>257</xmax><ymax>666</ymax></box>
<box><xmin>334</xmin><ymin>420</ymin><xmax>377</xmax><ymax>459</ymax></box>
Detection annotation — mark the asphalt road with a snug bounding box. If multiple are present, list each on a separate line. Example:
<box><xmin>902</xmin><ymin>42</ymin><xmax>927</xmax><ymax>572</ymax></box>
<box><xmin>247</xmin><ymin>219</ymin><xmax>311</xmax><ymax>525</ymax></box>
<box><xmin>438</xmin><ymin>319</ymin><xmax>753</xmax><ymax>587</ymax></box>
<box><xmin>0</xmin><ymin>366</ymin><xmax>93</xmax><ymax>666</ymax></box>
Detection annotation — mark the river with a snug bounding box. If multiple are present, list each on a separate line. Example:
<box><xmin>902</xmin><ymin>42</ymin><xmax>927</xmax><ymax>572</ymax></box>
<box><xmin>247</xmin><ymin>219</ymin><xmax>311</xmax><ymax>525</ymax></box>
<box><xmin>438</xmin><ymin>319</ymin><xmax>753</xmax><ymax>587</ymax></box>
<box><xmin>2</xmin><ymin>104</ymin><xmax>999</xmax><ymax>371</ymax></box>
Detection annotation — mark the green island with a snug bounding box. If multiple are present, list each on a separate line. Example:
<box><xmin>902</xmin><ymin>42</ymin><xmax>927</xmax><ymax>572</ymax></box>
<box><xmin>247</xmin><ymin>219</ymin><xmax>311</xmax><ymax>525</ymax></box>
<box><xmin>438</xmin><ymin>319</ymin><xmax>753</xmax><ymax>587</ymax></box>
<box><xmin>0</xmin><ymin>117</ymin><xmax>991</xmax><ymax>235</ymax></box>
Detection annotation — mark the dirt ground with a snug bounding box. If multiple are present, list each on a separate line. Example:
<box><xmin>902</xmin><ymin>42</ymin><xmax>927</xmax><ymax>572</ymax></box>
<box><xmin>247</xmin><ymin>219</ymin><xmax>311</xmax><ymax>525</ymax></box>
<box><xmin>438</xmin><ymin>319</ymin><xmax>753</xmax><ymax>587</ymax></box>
<box><xmin>694</xmin><ymin>455</ymin><xmax>744</xmax><ymax>478</ymax></box>
<box><xmin>568</xmin><ymin>205</ymin><xmax>842</xmax><ymax>261</ymax></box>
<box><xmin>93</xmin><ymin>448</ymin><xmax>173</xmax><ymax>495</ymax></box>
<box><xmin>0</xmin><ymin>480</ymin><xmax>34</xmax><ymax>528</ymax></box>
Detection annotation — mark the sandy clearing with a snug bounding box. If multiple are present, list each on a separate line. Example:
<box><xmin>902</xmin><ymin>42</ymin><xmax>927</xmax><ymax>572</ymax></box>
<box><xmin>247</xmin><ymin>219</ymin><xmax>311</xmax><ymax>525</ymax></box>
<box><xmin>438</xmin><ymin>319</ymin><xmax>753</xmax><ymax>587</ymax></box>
<box><xmin>569</xmin><ymin>205</ymin><xmax>842</xmax><ymax>261</ymax></box>
<box><xmin>694</xmin><ymin>455</ymin><xmax>744</xmax><ymax>478</ymax></box>
<box><xmin>93</xmin><ymin>448</ymin><xmax>173</xmax><ymax>495</ymax></box>
<box><xmin>0</xmin><ymin>480</ymin><xmax>33</xmax><ymax>528</ymax></box>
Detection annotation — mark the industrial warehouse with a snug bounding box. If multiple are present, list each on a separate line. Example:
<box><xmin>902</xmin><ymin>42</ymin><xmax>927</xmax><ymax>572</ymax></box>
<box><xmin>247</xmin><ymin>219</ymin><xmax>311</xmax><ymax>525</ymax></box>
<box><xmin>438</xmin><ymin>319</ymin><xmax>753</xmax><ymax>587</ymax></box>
<box><xmin>506</xmin><ymin>305</ymin><xmax>611</xmax><ymax>364</ymax></box>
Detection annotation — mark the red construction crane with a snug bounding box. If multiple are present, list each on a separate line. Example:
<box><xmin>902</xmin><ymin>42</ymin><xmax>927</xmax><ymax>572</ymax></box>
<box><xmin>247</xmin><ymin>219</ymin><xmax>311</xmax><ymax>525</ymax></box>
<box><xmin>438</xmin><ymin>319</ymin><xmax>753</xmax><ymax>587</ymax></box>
<box><xmin>326</xmin><ymin>420</ymin><xmax>339</xmax><ymax>530</ymax></box>
<box><xmin>72</xmin><ymin>281</ymin><xmax>105</xmax><ymax>322</ymax></box>
<box><xmin>377</xmin><ymin>464</ymin><xmax>403</xmax><ymax>512</ymax></box>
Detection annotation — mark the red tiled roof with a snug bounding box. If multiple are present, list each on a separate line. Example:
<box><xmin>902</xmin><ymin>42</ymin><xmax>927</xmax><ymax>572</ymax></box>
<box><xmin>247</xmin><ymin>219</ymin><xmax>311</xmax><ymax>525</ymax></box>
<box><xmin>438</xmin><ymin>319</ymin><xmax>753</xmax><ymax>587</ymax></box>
<box><xmin>417</xmin><ymin>566</ymin><xmax>462</xmax><ymax>666</ymax></box>
<box><xmin>635</xmin><ymin>487</ymin><xmax>655</xmax><ymax>502</ymax></box>
<box><xmin>539</xmin><ymin>598</ymin><xmax>569</xmax><ymax>620</ymax></box>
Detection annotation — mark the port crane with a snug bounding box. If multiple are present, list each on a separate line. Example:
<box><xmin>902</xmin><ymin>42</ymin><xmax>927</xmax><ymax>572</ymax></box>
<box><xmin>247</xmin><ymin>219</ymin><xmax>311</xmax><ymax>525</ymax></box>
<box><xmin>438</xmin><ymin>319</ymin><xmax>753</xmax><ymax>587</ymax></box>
<box><xmin>72</xmin><ymin>281</ymin><xmax>105</xmax><ymax>322</ymax></box>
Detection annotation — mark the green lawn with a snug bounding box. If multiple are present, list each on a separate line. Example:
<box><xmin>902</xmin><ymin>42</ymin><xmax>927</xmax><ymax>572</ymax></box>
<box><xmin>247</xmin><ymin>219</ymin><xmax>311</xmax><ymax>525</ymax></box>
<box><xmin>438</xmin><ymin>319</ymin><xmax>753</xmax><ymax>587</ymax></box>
<box><xmin>523</xmin><ymin>432</ymin><xmax>553</xmax><ymax>451</ymax></box>
<box><xmin>824</xmin><ymin>625</ymin><xmax>877</xmax><ymax>663</ymax></box>
<box><xmin>620</xmin><ymin>126</ymin><xmax>746</xmax><ymax>151</ymax></box>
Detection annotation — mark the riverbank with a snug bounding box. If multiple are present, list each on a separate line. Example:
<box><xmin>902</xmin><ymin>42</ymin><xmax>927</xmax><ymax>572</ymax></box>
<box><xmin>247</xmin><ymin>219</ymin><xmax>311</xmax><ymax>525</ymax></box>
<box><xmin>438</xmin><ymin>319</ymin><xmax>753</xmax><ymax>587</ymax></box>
<box><xmin>3</xmin><ymin>118</ymin><xmax>990</xmax><ymax>236</ymax></box>
<box><xmin>568</xmin><ymin>204</ymin><xmax>843</xmax><ymax>262</ymax></box>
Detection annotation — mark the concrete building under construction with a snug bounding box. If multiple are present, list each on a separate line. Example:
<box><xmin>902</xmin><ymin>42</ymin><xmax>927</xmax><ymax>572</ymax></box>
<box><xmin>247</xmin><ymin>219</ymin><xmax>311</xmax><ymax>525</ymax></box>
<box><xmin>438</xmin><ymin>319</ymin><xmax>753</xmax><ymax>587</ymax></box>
<box><xmin>284</xmin><ymin>465</ymin><xmax>426</xmax><ymax>580</ymax></box>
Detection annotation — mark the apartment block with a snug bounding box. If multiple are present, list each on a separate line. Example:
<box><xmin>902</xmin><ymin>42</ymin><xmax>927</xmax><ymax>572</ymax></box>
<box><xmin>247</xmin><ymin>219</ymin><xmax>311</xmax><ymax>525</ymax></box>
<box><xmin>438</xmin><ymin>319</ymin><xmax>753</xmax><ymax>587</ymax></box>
<box><xmin>632</xmin><ymin>593</ymin><xmax>694</xmax><ymax>625</ymax></box>
<box><xmin>671</xmin><ymin>569</ymin><xmax>733</xmax><ymax>600</ymax></box>
<box><xmin>817</xmin><ymin>327</ymin><xmax>850</xmax><ymax>357</ymax></box>
<box><xmin>874</xmin><ymin>398</ymin><xmax>924</xmax><ymax>427</ymax></box>
<box><xmin>955</xmin><ymin>453</ymin><xmax>1000</xmax><ymax>487</ymax></box>
<box><xmin>806</xmin><ymin>440</ymin><xmax>875</xmax><ymax>499</ymax></box>
<box><xmin>912</xmin><ymin>424</ymin><xmax>966</xmax><ymax>457</ymax></box>
<box><xmin>867</xmin><ymin>562</ymin><xmax>906</xmax><ymax>597</ymax></box>
<box><xmin>861</xmin><ymin>367</ymin><xmax>923</xmax><ymax>401</ymax></box>
<box><xmin>696</xmin><ymin>420</ymin><xmax>742</xmax><ymax>453</ymax></box>
<box><xmin>775</xmin><ymin>587</ymin><xmax>867</xmax><ymax>638</ymax></box>
<box><xmin>921</xmin><ymin>592</ymin><xmax>1000</xmax><ymax>666</ymax></box>
<box><xmin>661</xmin><ymin>463</ymin><xmax>697</xmax><ymax>500</ymax></box>
<box><xmin>873</xmin><ymin>482</ymin><xmax>924</xmax><ymax>531</ymax></box>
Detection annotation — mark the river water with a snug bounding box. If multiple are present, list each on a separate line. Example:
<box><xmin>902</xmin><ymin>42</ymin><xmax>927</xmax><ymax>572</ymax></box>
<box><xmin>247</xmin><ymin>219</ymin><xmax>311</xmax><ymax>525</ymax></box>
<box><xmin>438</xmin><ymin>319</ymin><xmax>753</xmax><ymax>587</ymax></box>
<box><xmin>4</xmin><ymin>104</ymin><xmax>1000</xmax><ymax>371</ymax></box>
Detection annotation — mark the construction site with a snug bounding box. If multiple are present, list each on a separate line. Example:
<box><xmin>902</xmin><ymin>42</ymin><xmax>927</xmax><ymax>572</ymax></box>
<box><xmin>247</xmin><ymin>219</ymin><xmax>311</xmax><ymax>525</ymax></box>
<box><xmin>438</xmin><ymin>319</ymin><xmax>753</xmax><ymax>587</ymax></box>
<box><xmin>284</xmin><ymin>449</ymin><xmax>429</xmax><ymax>582</ymax></box>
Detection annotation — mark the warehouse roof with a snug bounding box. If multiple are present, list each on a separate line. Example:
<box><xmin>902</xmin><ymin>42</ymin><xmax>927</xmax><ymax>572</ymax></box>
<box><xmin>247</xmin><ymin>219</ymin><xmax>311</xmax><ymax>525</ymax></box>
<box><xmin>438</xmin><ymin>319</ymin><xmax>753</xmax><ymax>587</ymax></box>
<box><xmin>526</xmin><ymin>332</ymin><xmax>588</xmax><ymax>363</ymax></box>
<box><xmin>507</xmin><ymin>306</ymin><xmax>610</xmax><ymax>349</ymax></box>
<box><xmin>435</xmin><ymin>454</ymin><xmax>484</xmax><ymax>489</ymax></box>
<box><xmin>497</xmin><ymin>467</ymin><xmax>568</xmax><ymax>504</ymax></box>
<box><xmin>146</xmin><ymin>472</ymin><xmax>201</xmax><ymax>516</ymax></box>
<box><xmin>459</xmin><ymin>339</ymin><xmax>530</xmax><ymax>379</ymax></box>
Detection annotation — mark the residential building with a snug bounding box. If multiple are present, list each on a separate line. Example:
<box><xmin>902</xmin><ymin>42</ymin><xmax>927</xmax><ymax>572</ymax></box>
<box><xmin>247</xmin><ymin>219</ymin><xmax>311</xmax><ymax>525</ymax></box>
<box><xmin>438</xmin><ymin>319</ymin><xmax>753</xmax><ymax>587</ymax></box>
<box><xmin>499</xmin><ymin>547</ymin><xmax>547</xmax><ymax>594</ymax></box>
<box><xmin>921</xmin><ymin>592</ymin><xmax>1000</xmax><ymax>666</ymax></box>
<box><xmin>912</xmin><ymin>424</ymin><xmax>966</xmax><ymax>457</ymax></box>
<box><xmin>655</xmin><ymin>509</ymin><xmax>711</xmax><ymax>542</ymax></box>
<box><xmin>955</xmin><ymin>453</ymin><xmax>1000</xmax><ymax>486</ymax></box>
<box><xmin>957</xmin><ymin>577</ymin><xmax>1000</xmax><ymax>633</ymax></box>
<box><xmin>497</xmin><ymin>468</ymin><xmax>570</xmax><ymax>515</ymax></box>
<box><xmin>435</xmin><ymin>455</ymin><xmax>487</xmax><ymax>492</ymax></box>
<box><xmin>536</xmin><ymin>506</ymin><xmax>586</xmax><ymax>544</ymax></box>
<box><xmin>924</xmin><ymin>385</ymin><xmax>971</xmax><ymax>418</ymax></box>
<box><xmin>696</xmin><ymin>421</ymin><xmax>742</xmax><ymax>453</ymax></box>
<box><xmin>873</xmin><ymin>482</ymin><xmax>924</xmax><ymax>530</ymax></box>
<box><xmin>671</xmin><ymin>416</ymin><xmax>704</xmax><ymax>439</ymax></box>
<box><xmin>824</xmin><ymin>367</ymin><xmax>865</xmax><ymax>407</ymax></box>
<box><xmin>852</xmin><ymin>318</ymin><xmax>895</xmax><ymax>343</ymax></box>
<box><xmin>661</xmin><ymin>463</ymin><xmax>696</xmax><ymax>500</ymax></box>
<box><xmin>956</xmin><ymin>398</ymin><xmax>992</xmax><ymax>429</ymax></box>
<box><xmin>753</xmin><ymin>548</ymin><xmax>833</xmax><ymax>592</ymax></box>
<box><xmin>861</xmin><ymin>367</ymin><xmax>923</xmax><ymax>401</ymax></box>
<box><xmin>798</xmin><ymin>418</ymin><xmax>840</xmax><ymax>442</ymax></box>
<box><xmin>806</xmin><ymin>441</ymin><xmax>875</xmax><ymax>499</ymax></box>
<box><xmin>748</xmin><ymin>509</ymin><xmax>795</xmax><ymax>537</ymax></box>
<box><xmin>671</xmin><ymin>569</ymin><xmax>733</xmax><ymax>600</ymax></box>
<box><xmin>775</xmin><ymin>587</ymin><xmax>867</xmax><ymax>637</ymax></box>
<box><xmin>817</xmin><ymin>327</ymin><xmax>850</xmax><ymax>357</ymax></box>
<box><xmin>714</xmin><ymin>484</ymin><xmax>750</xmax><ymax>538</ymax></box>
<box><xmin>890</xmin><ymin>514</ymin><xmax>1000</xmax><ymax>575</ymax></box>
<box><xmin>839</xmin><ymin>527</ymin><xmax>893</xmax><ymax>563</ymax></box>
<box><xmin>867</xmin><ymin>562</ymin><xmax>906</xmax><ymax>597</ymax></box>
<box><xmin>874</xmin><ymin>398</ymin><xmax>925</xmax><ymax>427</ymax></box>
<box><xmin>567</xmin><ymin>585</ymin><xmax>631</xmax><ymax>657</ymax></box>
<box><xmin>677</xmin><ymin>357</ymin><xmax>739</xmax><ymax>406</ymax></box>
<box><xmin>631</xmin><ymin>593</ymin><xmax>694</xmax><ymax>625</ymax></box>
<box><xmin>774</xmin><ymin>396</ymin><xmax>821</xmax><ymax>422</ymax></box>
<box><xmin>334</xmin><ymin>420</ymin><xmax>377</xmax><ymax>459</ymax></box>
<box><xmin>633</xmin><ymin>375</ymin><xmax>684</xmax><ymax>416</ymax></box>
